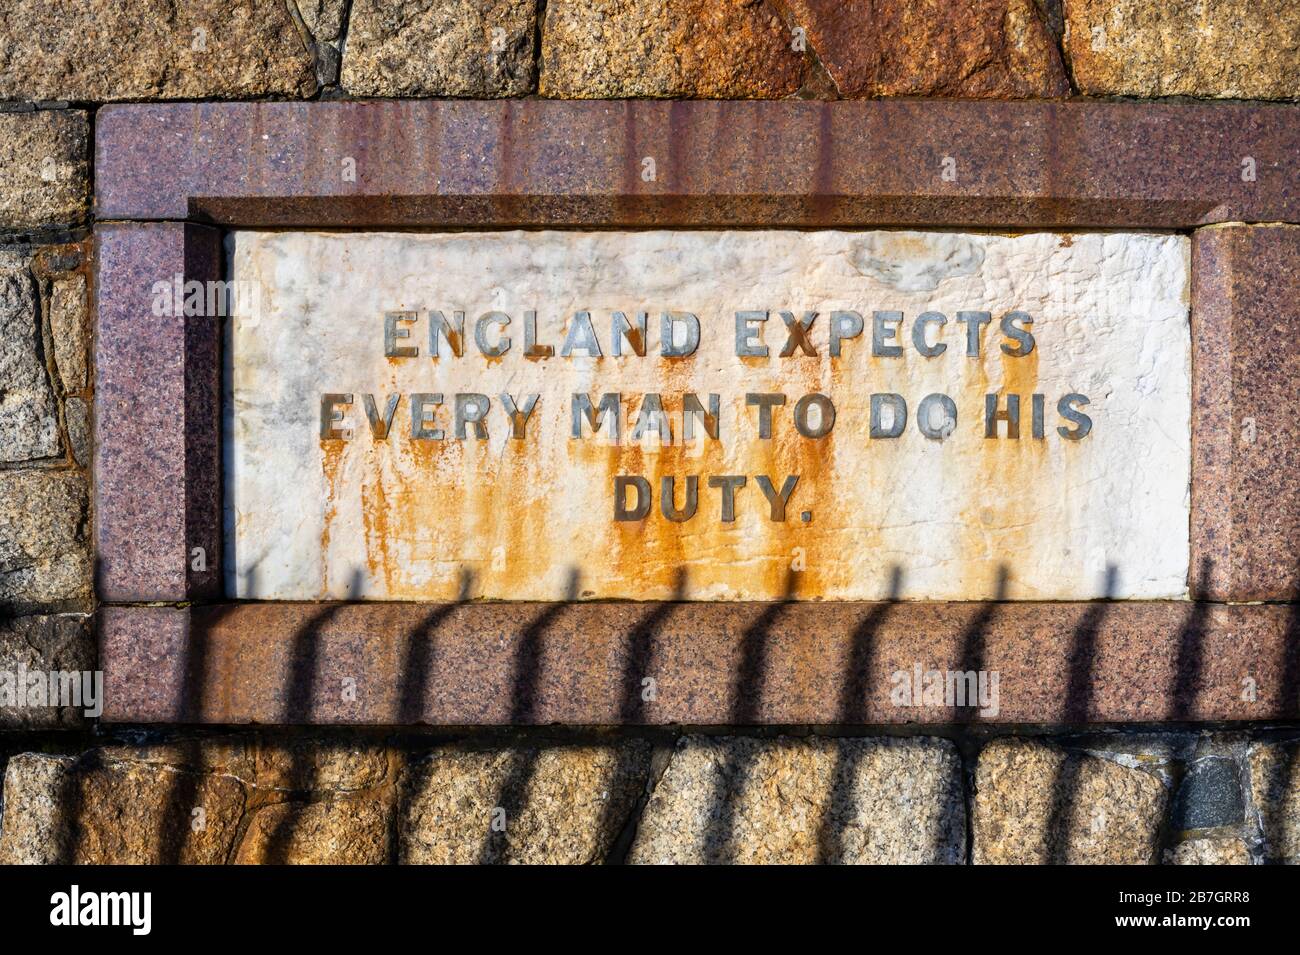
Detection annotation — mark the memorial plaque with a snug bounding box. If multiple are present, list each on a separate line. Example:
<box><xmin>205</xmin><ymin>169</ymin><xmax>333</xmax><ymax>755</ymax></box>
<box><xmin>224</xmin><ymin>229</ymin><xmax>1190</xmax><ymax>603</ymax></box>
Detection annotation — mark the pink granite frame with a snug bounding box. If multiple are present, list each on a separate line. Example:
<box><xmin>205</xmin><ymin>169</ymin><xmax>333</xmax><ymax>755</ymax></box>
<box><xmin>92</xmin><ymin>100</ymin><xmax>1300</xmax><ymax>725</ymax></box>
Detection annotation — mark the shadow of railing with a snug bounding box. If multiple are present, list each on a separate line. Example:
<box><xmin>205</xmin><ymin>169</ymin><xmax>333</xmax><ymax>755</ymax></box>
<box><xmin>816</xmin><ymin>565</ymin><xmax>901</xmax><ymax>864</ymax></box>
<box><xmin>261</xmin><ymin>567</ymin><xmax>364</xmax><ymax>864</ymax></box>
<box><xmin>1259</xmin><ymin>561</ymin><xmax>1300</xmax><ymax>863</ymax></box>
<box><xmin>1147</xmin><ymin>558</ymin><xmax>1215</xmax><ymax>862</ymax></box>
<box><xmin>705</xmin><ymin>566</ymin><xmax>798</xmax><ymax>864</ymax></box>
<box><xmin>475</xmin><ymin>567</ymin><xmax>580</xmax><ymax>865</ymax></box>
<box><xmin>149</xmin><ymin>563</ymin><xmax>264</xmax><ymax>864</ymax></box>
<box><xmin>935</xmin><ymin>563</ymin><xmax>1009</xmax><ymax>862</ymax></box>
<box><xmin>50</xmin><ymin>557</ymin><xmax>98</xmax><ymax>863</ymax></box>
<box><xmin>1170</xmin><ymin>558</ymin><xmax>1213</xmax><ymax>723</ymax></box>
<box><xmin>1046</xmin><ymin>563</ymin><xmax>1118</xmax><ymax>864</ymax></box>
<box><xmin>384</xmin><ymin>568</ymin><xmax>475</xmax><ymax>863</ymax></box>
<box><xmin>398</xmin><ymin>568</ymin><xmax>474</xmax><ymax>725</ymax></box>
<box><xmin>953</xmin><ymin>565</ymin><xmax>1009</xmax><ymax>727</ymax></box>
<box><xmin>153</xmin><ymin>601</ymin><xmax>237</xmax><ymax>864</ymax></box>
<box><xmin>600</xmin><ymin>566</ymin><xmax>687</xmax><ymax>862</ymax></box>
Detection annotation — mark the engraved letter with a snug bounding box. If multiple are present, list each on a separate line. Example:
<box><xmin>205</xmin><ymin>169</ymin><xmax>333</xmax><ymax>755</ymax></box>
<box><xmin>384</xmin><ymin>311</ymin><xmax>418</xmax><ymax>358</ymax></box>
<box><xmin>614</xmin><ymin>476</ymin><xmax>651</xmax><ymax>521</ymax></box>
<box><xmin>755</xmin><ymin>475</ymin><xmax>799</xmax><ymax>521</ymax></box>
<box><xmin>746</xmin><ymin>393</ymin><xmax>786</xmax><ymax>439</ymax></box>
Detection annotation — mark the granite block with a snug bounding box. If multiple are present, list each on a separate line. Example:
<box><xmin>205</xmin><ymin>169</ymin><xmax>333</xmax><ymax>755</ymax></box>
<box><xmin>94</xmin><ymin>223</ymin><xmax>222</xmax><ymax>602</ymax></box>
<box><xmin>1191</xmin><ymin>225</ymin><xmax>1300</xmax><ymax>601</ymax></box>
<box><xmin>99</xmin><ymin>600</ymin><xmax>1297</xmax><ymax>725</ymax></box>
<box><xmin>94</xmin><ymin>101</ymin><xmax>1299</xmax><ymax>229</ymax></box>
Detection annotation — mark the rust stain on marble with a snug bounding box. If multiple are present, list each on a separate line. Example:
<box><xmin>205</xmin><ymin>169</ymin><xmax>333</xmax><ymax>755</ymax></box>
<box><xmin>231</xmin><ymin>229</ymin><xmax>1191</xmax><ymax>602</ymax></box>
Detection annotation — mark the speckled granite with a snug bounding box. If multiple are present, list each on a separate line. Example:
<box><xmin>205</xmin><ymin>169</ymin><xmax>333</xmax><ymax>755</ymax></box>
<box><xmin>99</xmin><ymin>601</ymin><xmax>1295</xmax><ymax>725</ymax></box>
<box><xmin>0</xmin><ymin>110</ymin><xmax>90</xmax><ymax>233</ymax></box>
<box><xmin>93</xmin><ymin>100</ymin><xmax>1299</xmax><ymax>228</ymax></box>
<box><xmin>1191</xmin><ymin>225</ymin><xmax>1300</xmax><ymax>601</ymax></box>
<box><xmin>774</xmin><ymin>0</ymin><xmax>1068</xmax><ymax>99</ymax></box>
<box><xmin>93</xmin><ymin>223</ymin><xmax>222</xmax><ymax>602</ymax></box>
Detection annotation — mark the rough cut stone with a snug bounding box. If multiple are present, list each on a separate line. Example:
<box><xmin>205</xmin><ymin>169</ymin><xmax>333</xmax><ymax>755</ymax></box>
<box><xmin>1164</xmin><ymin>837</ymin><xmax>1250</xmax><ymax>865</ymax></box>
<box><xmin>0</xmin><ymin>614</ymin><xmax>93</xmax><ymax>728</ymax></box>
<box><xmin>0</xmin><ymin>111</ymin><xmax>89</xmax><ymax>232</ymax></box>
<box><xmin>234</xmin><ymin>799</ymin><xmax>389</xmax><ymax>864</ymax></box>
<box><xmin>47</xmin><ymin>273</ymin><xmax>87</xmax><ymax>394</ymax></box>
<box><xmin>0</xmin><ymin>470</ymin><xmax>90</xmax><ymax>613</ymax></box>
<box><xmin>1170</xmin><ymin>756</ymin><xmax>1244</xmax><ymax>831</ymax></box>
<box><xmin>342</xmin><ymin>0</ymin><xmax>536</xmax><ymax>97</ymax></box>
<box><xmin>298</xmin><ymin>0</ymin><xmax>347</xmax><ymax>46</ymax></box>
<box><xmin>972</xmin><ymin>739</ymin><xmax>1167</xmax><ymax>864</ymax></box>
<box><xmin>102</xmin><ymin>739</ymin><xmax>258</xmax><ymax>779</ymax></box>
<box><xmin>399</xmin><ymin>743</ymin><xmax>651</xmax><ymax>864</ymax></box>
<box><xmin>628</xmin><ymin>736</ymin><xmax>964</xmax><ymax>864</ymax></box>
<box><xmin>0</xmin><ymin>754</ymin><xmax>68</xmax><ymax>863</ymax></box>
<box><xmin>0</xmin><ymin>751</ymin><xmax>245</xmax><ymax>864</ymax></box>
<box><xmin>295</xmin><ymin>0</ymin><xmax>347</xmax><ymax>83</ymax></box>
<box><xmin>1065</xmin><ymin>0</ymin><xmax>1300</xmax><ymax>99</ymax></box>
<box><xmin>0</xmin><ymin>0</ymin><xmax>317</xmax><ymax>101</ymax></box>
<box><xmin>229</xmin><ymin>229</ymin><xmax>1190</xmax><ymax>602</ymax></box>
<box><xmin>779</xmin><ymin>0</ymin><xmax>1068</xmax><ymax>97</ymax></box>
<box><xmin>0</xmin><ymin>254</ymin><xmax>60</xmax><ymax>461</ymax></box>
<box><xmin>1249</xmin><ymin>742</ymin><xmax>1300</xmax><ymax>862</ymax></box>
<box><xmin>64</xmin><ymin>397</ymin><xmax>89</xmax><ymax>468</ymax></box>
<box><xmin>541</xmin><ymin>0</ymin><xmax>803</xmax><ymax>98</ymax></box>
<box><xmin>252</xmin><ymin>739</ymin><xmax>392</xmax><ymax>792</ymax></box>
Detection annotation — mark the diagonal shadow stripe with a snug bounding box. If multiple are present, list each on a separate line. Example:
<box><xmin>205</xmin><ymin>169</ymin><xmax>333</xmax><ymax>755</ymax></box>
<box><xmin>1047</xmin><ymin>563</ymin><xmax>1117</xmax><ymax>864</ymax></box>
<box><xmin>601</xmin><ymin>566</ymin><xmax>687</xmax><ymax>863</ymax></box>
<box><xmin>261</xmin><ymin>567</ymin><xmax>364</xmax><ymax>864</ymax></box>
<box><xmin>153</xmin><ymin>563</ymin><xmax>260</xmax><ymax>864</ymax></box>
<box><xmin>476</xmin><ymin>567</ymin><xmax>580</xmax><ymax>865</ymax></box>
<box><xmin>817</xmin><ymin>565</ymin><xmax>902</xmax><ymax>864</ymax></box>
<box><xmin>706</xmin><ymin>566</ymin><xmax>798</xmax><ymax>864</ymax></box>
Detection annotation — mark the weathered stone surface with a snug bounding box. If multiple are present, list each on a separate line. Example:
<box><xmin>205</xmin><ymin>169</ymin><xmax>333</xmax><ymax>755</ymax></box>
<box><xmin>973</xmin><ymin>739</ymin><xmax>1167</xmax><ymax>864</ymax></box>
<box><xmin>47</xmin><ymin>273</ymin><xmax>86</xmax><ymax>394</ymax></box>
<box><xmin>779</xmin><ymin>0</ymin><xmax>1068</xmax><ymax>97</ymax></box>
<box><xmin>541</xmin><ymin>0</ymin><xmax>802</xmax><ymax>98</ymax></box>
<box><xmin>0</xmin><ymin>754</ymin><xmax>68</xmax><ymax>863</ymax></box>
<box><xmin>0</xmin><ymin>111</ymin><xmax>88</xmax><ymax>232</ymax></box>
<box><xmin>0</xmin><ymin>751</ymin><xmax>245</xmax><ymax>864</ymax></box>
<box><xmin>297</xmin><ymin>0</ymin><xmax>347</xmax><ymax>84</ymax></box>
<box><xmin>0</xmin><ymin>0</ymin><xmax>316</xmax><ymax>102</ymax></box>
<box><xmin>234</xmin><ymin>799</ymin><xmax>389</xmax><ymax>864</ymax></box>
<box><xmin>1065</xmin><ymin>0</ymin><xmax>1300</xmax><ymax>99</ymax></box>
<box><xmin>230</xmin><ymin>229</ymin><xmax>1190</xmax><ymax>602</ymax></box>
<box><xmin>399</xmin><ymin>743</ymin><xmax>651</xmax><ymax>864</ymax></box>
<box><xmin>1164</xmin><ymin>836</ymin><xmax>1250</xmax><ymax>865</ymax></box>
<box><xmin>1170</xmin><ymin>756</ymin><xmax>1244</xmax><ymax>831</ymax></box>
<box><xmin>94</xmin><ymin>100</ymin><xmax>1300</xmax><ymax>229</ymax></box>
<box><xmin>1249</xmin><ymin>743</ymin><xmax>1300</xmax><ymax>862</ymax></box>
<box><xmin>0</xmin><ymin>470</ymin><xmax>90</xmax><ymax>613</ymax></box>
<box><xmin>629</xmin><ymin>737</ymin><xmax>964</xmax><ymax>864</ymax></box>
<box><xmin>101</xmin><ymin>601</ymin><xmax>1297</xmax><ymax>726</ymax></box>
<box><xmin>0</xmin><ymin>615</ymin><xmax>92</xmax><ymax>728</ymax></box>
<box><xmin>253</xmin><ymin>739</ymin><xmax>392</xmax><ymax>792</ymax></box>
<box><xmin>103</xmin><ymin>739</ymin><xmax>258</xmax><ymax>780</ymax></box>
<box><xmin>1191</xmin><ymin>226</ymin><xmax>1300</xmax><ymax>601</ymax></box>
<box><xmin>0</xmin><ymin>253</ymin><xmax>59</xmax><ymax>461</ymax></box>
<box><xmin>64</xmin><ymin>396</ymin><xmax>89</xmax><ymax>468</ymax></box>
<box><xmin>298</xmin><ymin>0</ymin><xmax>347</xmax><ymax>43</ymax></box>
<box><xmin>342</xmin><ymin>0</ymin><xmax>536</xmax><ymax>97</ymax></box>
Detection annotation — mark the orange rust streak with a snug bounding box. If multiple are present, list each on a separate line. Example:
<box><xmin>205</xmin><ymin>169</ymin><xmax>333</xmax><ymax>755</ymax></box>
<box><xmin>318</xmin><ymin>440</ymin><xmax>345</xmax><ymax>598</ymax></box>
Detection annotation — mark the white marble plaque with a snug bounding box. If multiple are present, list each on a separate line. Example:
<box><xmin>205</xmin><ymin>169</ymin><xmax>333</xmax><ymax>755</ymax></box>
<box><xmin>225</xmin><ymin>229</ymin><xmax>1190</xmax><ymax>601</ymax></box>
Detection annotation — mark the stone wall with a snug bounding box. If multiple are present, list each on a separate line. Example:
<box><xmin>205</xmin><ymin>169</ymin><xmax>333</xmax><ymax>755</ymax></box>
<box><xmin>2</xmin><ymin>730</ymin><xmax>1298</xmax><ymax>864</ymax></box>
<box><xmin>1</xmin><ymin>0</ymin><xmax>1298</xmax><ymax>863</ymax></box>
